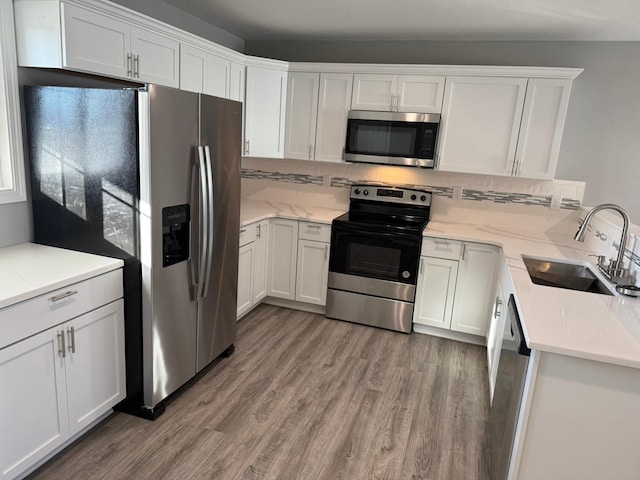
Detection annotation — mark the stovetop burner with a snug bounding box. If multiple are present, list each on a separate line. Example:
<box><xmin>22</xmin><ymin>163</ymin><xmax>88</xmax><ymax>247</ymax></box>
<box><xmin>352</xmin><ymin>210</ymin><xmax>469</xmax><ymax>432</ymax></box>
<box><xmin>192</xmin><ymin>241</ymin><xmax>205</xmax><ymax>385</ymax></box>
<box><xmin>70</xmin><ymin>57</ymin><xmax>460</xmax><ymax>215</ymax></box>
<box><xmin>333</xmin><ymin>184</ymin><xmax>433</xmax><ymax>234</ymax></box>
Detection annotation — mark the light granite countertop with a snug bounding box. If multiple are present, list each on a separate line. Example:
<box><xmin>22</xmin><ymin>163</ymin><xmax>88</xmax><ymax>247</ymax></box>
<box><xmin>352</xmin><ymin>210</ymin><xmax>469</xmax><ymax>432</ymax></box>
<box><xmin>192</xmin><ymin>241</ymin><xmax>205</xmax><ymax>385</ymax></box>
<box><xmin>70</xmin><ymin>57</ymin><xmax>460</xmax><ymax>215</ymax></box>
<box><xmin>240</xmin><ymin>199</ymin><xmax>345</xmax><ymax>226</ymax></box>
<box><xmin>0</xmin><ymin>243</ymin><xmax>124</xmax><ymax>309</ymax></box>
<box><xmin>423</xmin><ymin>221</ymin><xmax>640</xmax><ymax>369</ymax></box>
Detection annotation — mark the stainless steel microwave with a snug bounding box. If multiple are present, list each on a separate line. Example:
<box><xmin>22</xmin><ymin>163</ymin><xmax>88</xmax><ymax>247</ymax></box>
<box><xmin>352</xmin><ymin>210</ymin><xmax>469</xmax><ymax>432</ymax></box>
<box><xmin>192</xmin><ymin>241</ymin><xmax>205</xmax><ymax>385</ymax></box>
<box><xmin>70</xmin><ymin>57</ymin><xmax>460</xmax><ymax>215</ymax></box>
<box><xmin>343</xmin><ymin>110</ymin><xmax>440</xmax><ymax>168</ymax></box>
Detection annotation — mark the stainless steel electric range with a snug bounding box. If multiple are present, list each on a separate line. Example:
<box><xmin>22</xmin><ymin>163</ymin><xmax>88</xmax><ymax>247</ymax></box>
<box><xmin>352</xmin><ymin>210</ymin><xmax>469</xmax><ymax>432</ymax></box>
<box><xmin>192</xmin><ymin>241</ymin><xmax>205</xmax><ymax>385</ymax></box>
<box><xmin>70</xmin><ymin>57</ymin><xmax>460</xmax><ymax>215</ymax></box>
<box><xmin>326</xmin><ymin>184</ymin><xmax>432</xmax><ymax>333</ymax></box>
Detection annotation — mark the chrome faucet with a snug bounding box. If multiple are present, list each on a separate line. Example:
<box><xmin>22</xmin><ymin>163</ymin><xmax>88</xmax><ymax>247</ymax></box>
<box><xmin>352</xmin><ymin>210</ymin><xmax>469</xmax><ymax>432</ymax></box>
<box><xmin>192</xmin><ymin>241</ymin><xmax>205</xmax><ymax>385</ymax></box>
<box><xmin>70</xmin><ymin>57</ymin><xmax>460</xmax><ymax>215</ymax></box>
<box><xmin>574</xmin><ymin>203</ymin><xmax>632</xmax><ymax>284</ymax></box>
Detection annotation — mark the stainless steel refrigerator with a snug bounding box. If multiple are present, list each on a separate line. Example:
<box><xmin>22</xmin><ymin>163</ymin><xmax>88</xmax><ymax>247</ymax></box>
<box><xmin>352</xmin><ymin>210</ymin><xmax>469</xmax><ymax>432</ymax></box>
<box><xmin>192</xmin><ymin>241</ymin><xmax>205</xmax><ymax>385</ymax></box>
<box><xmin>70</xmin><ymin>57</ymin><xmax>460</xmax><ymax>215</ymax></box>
<box><xmin>23</xmin><ymin>84</ymin><xmax>241</xmax><ymax>418</ymax></box>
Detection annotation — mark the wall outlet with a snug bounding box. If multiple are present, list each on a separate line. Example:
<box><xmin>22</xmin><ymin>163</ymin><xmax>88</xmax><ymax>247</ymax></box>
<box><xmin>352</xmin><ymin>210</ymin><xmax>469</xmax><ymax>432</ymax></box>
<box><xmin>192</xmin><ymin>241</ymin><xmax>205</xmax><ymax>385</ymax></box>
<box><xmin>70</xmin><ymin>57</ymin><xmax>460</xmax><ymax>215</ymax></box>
<box><xmin>452</xmin><ymin>185</ymin><xmax>463</xmax><ymax>201</ymax></box>
<box><xmin>323</xmin><ymin>174</ymin><xmax>331</xmax><ymax>187</ymax></box>
<box><xmin>550</xmin><ymin>194</ymin><xmax>562</xmax><ymax>210</ymax></box>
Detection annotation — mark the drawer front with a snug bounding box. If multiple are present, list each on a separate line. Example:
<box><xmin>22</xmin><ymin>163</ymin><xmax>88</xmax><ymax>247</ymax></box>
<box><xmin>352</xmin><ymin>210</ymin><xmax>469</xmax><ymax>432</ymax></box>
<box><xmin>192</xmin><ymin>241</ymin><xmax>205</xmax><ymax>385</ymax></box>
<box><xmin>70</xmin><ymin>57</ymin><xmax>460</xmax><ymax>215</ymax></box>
<box><xmin>421</xmin><ymin>237</ymin><xmax>462</xmax><ymax>260</ymax></box>
<box><xmin>0</xmin><ymin>269</ymin><xmax>123</xmax><ymax>350</ymax></box>
<box><xmin>239</xmin><ymin>223</ymin><xmax>257</xmax><ymax>247</ymax></box>
<box><xmin>298</xmin><ymin>222</ymin><xmax>331</xmax><ymax>242</ymax></box>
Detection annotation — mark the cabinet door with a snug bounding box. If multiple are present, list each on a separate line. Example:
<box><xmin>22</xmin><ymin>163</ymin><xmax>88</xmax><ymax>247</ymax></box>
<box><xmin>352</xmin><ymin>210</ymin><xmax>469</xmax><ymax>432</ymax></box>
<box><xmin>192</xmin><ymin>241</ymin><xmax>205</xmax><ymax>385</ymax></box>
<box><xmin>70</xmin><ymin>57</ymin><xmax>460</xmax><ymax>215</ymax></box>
<box><xmin>450</xmin><ymin>243</ymin><xmax>499</xmax><ymax>336</ymax></box>
<box><xmin>438</xmin><ymin>76</ymin><xmax>527</xmax><ymax>176</ymax></box>
<box><xmin>180</xmin><ymin>43</ymin><xmax>206</xmax><ymax>94</ymax></box>
<box><xmin>0</xmin><ymin>328</ymin><xmax>69</xmax><ymax>480</ymax></box>
<box><xmin>267</xmin><ymin>219</ymin><xmax>298</xmax><ymax>300</ymax></box>
<box><xmin>245</xmin><ymin>66</ymin><xmax>287</xmax><ymax>158</ymax></box>
<box><xmin>229</xmin><ymin>62</ymin><xmax>245</xmax><ymax>103</ymax></box>
<box><xmin>237</xmin><ymin>242</ymin><xmax>255</xmax><ymax>318</ymax></box>
<box><xmin>295</xmin><ymin>239</ymin><xmax>329</xmax><ymax>305</ymax></box>
<box><xmin>253</xmin><ymin>220</ymin><xmax>269</xmax><ymax>304</ymax></box>
<box><xmin>413</xmin><ymin>256</ymin><xmax>459</xmax><ymax>329</ymax></box>
<box><xmin>62</xmin><ymin>3</ymin><xmax>130</xmax><ymax>79</ymax></box>
<box><xmin>130</xmin><ymin>26</ymin><xmax>179</xmax><ymax>88</ymax></box>
<box><xmin>65</xmin><ymin>300</ymin><xmax>126</xmax><ymax>437</ymax></box>
<box><xmin>486</xmin><ymin>278</ymin><xmax>506</xmax><ymax>403</ymax></box>
<box><xmin>285</xmin><ymin>72</ymin><xmax>320</xmax><ymax>160</ymax></box>
<box><xmin>351</xmin><ymin>74</ymin><xmax>397</xmax><ymax>111</ymax></box>
<box><xmin>396</xmin><ymin>75</ymin><xmax>445</xmax><ymax>113</ymax></box>
<box><xmin>315</xmin><ymin>73</ymin><xmax>353</xmax><ymax>163</ymax></box>
<box><xmin>204</xmin><ymin>53</ymin><xmax>231</xmax><ymax>99</ymax></box>
<box><xmin>515</xmin><ymin>78</ymin><xmax>572</xmax><ymax>180</ymax></box>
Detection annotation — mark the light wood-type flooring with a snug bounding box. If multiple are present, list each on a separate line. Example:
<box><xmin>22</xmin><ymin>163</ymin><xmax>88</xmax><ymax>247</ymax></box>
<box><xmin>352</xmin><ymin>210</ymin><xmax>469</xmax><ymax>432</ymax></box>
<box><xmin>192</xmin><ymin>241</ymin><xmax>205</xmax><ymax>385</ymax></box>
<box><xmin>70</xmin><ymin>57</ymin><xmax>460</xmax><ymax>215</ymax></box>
<box><xmin>28</xmin><ymin>304</ymin><xmax>490</xmax><ymax>480</ymax></box>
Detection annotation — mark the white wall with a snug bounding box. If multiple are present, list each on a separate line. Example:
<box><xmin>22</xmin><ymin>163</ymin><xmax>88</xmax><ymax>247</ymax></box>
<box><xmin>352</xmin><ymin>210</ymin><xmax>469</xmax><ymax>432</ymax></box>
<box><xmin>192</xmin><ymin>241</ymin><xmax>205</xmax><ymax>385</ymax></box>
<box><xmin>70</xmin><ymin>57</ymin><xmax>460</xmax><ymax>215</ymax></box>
<box><xmin>245</xmin><ymin>41</ymin><xmax>640</xmax><ymax>225</ymax></box>
<box><xmin>0</xmin><ymin>201</ymin><xmax>30</xmax><ymax>247</ymax></box>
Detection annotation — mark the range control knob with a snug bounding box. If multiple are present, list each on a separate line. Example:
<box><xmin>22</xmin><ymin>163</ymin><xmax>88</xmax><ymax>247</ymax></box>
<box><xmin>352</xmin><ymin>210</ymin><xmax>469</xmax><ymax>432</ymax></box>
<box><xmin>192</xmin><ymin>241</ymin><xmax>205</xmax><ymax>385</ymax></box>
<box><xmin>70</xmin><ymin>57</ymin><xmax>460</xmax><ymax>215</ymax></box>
<box><xmin>421</xmin><ymin>195</ymin><xmax>427</xmax><ymax>201</ymax></box>
<box><xmin>363</xmin><ymin>189</ymin><xmax>369</xmax><ymax>196</ymax></box>
<box><xmin>354</xmin><ymin>188</ymin><xmax>361</xmax><ymax>195</ymax></box>
<box><xmin>411</xmin><ymin>194</ymin><xmax>417</xmax><ymax>200</ymax></box>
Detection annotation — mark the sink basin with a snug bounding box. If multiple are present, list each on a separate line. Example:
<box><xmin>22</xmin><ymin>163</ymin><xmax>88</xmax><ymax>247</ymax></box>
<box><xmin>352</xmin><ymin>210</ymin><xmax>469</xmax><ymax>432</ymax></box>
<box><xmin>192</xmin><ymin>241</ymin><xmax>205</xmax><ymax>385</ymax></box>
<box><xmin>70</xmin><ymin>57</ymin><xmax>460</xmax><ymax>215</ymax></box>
<box><xmin>521</xmin><ymin>256</ymin><xmax>615</xmax><ymax>296</ymax></box>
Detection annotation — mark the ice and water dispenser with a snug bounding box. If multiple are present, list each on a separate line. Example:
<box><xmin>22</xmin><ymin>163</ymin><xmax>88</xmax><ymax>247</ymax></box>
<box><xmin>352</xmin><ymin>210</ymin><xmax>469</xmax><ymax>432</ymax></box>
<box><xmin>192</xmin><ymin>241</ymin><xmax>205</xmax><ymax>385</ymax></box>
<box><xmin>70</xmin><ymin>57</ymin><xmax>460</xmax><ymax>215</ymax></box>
<box><xmin>162</xmin><ymin>204</ymin><xmax>190</xmax><ymax>267</ymax></box>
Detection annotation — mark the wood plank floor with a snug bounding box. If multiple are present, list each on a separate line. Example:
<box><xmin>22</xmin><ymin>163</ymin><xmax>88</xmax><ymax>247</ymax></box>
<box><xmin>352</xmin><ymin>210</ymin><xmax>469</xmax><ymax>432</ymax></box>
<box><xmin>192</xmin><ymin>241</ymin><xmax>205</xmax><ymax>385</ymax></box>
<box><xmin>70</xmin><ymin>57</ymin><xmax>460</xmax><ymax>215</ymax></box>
<box><xmin>28</xmin><ymin>305</ymin><xmax>490</xmax><ymax>480</ymax></box>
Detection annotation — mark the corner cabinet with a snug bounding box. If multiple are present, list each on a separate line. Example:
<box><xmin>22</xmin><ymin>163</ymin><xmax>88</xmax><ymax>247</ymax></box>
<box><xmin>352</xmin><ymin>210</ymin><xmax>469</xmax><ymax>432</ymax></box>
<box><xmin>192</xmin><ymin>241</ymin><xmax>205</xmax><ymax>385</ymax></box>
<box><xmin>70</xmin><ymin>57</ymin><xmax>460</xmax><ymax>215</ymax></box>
<box><xmin>14</xmin><ymin>1</ymin><xmax>180</xmax><ymax>87</ymax></box>
<box><xmin>180</xmin><ymin>43</ymin><xmax>245</xmax><ymax>102</ymax></box>
<box><xmin>0</xmin><ymin>269</ymin><xmax>125</xmax><ymax>480</ymax></box>
<box><xmin>244</xmin><ymin>65</ymin><xmax>288</xmax><ymax>158</ymax></box>
<box><xmin>267</xmin><ymin>219</ymin><xmax>299</xmax><ymax>300</ymax></box>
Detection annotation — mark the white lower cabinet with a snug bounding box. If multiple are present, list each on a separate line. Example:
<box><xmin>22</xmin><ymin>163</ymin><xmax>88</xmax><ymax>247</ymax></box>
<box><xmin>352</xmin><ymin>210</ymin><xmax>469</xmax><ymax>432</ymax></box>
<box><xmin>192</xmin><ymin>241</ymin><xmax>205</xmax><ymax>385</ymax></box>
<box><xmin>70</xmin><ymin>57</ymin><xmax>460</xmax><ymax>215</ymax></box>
<box><xmin>450</xmin><ymin>243</ymin><xmax>500</xmax><ymax>336</ymax></box>
<box><xmin>486</xmin><ymin>275</ymin><xmax>507</xmax><ymax>402</ymax></box>
<box><xmin>414</xmin><ymin>237</ymin><xmax>499</xmax><ymax>340</ymax></box>
<box><xmin>295</xmin><ymin>239</ymin><xmax>330</xmax><ymax>305</ymax></box>
<box><xmin>267</xmin><ymin>219</ymin><xmax>299</xmax><ymax>300</ymax></box>
<box><xmin>237</xmin><ymin>220</ymin><xmax>269</xmax><ymax>319</ymax></box>
<box><xmin>237</xmin><ymin>242</ymin><xmax>255</xmax><ymax>318</ymax></box>
<box><xmin>413</xmin><ymin>256</ymin><xmax>459</xmax><ymax>329</ymax></box>
<box><xmin>0</xmin><ymin>299</ymin><xmax>125</xmax><ymax>480</ymax></box>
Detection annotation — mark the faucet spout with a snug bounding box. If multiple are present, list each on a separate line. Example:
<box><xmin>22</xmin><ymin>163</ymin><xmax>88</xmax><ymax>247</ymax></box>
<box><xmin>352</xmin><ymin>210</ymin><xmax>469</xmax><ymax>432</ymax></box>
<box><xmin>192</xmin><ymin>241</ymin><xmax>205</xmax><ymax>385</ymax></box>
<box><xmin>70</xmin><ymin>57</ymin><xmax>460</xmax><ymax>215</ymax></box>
<box><xmin>574</xmin><ymin>203</ymin><xmax>631</xmax><ymax>283</ymax></box>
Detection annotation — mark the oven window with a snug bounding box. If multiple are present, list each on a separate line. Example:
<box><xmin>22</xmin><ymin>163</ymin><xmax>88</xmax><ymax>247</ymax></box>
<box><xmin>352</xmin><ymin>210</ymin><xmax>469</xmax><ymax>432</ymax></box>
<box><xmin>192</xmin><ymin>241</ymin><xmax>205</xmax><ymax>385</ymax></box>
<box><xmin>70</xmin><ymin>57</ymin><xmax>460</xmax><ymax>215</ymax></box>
<box><xmin>347</xmin><ymin>243</ymin><xmax>401</xmax><ymax>279</ymax></box>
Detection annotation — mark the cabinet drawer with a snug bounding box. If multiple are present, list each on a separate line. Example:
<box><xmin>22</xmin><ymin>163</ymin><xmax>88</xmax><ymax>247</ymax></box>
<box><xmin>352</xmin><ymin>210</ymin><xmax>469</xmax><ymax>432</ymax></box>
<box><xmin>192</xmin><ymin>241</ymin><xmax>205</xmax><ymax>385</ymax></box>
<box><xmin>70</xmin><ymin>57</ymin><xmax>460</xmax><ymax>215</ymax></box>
<box><xmin>298</xmin><ymin>222</ymin><xmax>331</xmax><ymax>242</ymax></box>
<box><xmin>239</xmin><ymin>223</ymin><xmax>257</xmax><ymax>247</ymax></box>
<box><xmin>421</xmin><ymin>237</ymin><xmax>462</xmax><ymax>260</ymax></box>
<box><xmin>0</xmin><ymin>269</ymin><xmax>123</xmax><ymax>350</ymax></box>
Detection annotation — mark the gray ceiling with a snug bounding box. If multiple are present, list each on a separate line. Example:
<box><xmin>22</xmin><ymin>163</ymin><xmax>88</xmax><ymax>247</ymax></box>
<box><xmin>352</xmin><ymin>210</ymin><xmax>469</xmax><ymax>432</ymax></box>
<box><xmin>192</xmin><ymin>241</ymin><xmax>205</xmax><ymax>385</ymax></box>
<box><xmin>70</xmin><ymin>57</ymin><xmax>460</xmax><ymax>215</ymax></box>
<box><xmin>160</xmin><ymin>0</ymin><xmax>640</xmax><ymax>42</ymax></box>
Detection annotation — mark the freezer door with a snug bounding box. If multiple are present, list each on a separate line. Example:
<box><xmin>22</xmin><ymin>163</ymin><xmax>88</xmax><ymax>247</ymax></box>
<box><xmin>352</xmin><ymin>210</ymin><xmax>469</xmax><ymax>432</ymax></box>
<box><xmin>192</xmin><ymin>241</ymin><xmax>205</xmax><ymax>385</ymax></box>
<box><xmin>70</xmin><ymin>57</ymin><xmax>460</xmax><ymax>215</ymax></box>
<box><xmin>196</xmin><ymin>94</ymin><xmax>242</xmax><ymax>371</ymax></box>
<box><xmin>140</xmin><ymin>85</ymin><xmax>199</xmax><ymax>407</ymax></box>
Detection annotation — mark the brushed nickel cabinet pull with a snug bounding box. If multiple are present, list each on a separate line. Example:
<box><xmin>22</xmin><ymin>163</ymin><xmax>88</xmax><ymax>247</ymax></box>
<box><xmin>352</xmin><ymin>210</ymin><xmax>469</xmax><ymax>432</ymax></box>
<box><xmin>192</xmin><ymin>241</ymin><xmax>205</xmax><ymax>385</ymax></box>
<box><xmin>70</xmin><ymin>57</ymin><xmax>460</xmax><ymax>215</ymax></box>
<box><xmin>57</xmin><ymin>331</ymin><xmax>66</xmax><ymax>358</ymax></box>
<box><xmin>50</xmin><ymin>290</ymin><xmax>78</xmax><ymax>302</ymax></box>
<box><xmin>127</xmin><ymin>53</ymin><xmax>132</xmax><ymax>77</ymax></box>
<box><xmin>324</xmin><ymin>245</ymin><xmax>328</xmax><ymax>260</ymax></box>
<box><xmin>67</xmin><ymin>326</ymin><xmax>76</xmax><ymax>354</ymax></box>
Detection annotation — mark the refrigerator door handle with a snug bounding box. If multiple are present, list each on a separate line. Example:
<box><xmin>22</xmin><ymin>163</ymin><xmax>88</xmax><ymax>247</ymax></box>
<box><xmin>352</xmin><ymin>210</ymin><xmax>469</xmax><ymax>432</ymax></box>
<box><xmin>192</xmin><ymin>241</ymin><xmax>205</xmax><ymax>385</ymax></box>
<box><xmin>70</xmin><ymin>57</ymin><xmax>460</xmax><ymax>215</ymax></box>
<box><xmin>202</xmin><ymin>145</ymin><xmax>215</xmax><ymax>297</ymax></box>
<box><xmin>195</xmin><ymin>146</ymin><xmax>209</xmax><ymax>301</ymax></box>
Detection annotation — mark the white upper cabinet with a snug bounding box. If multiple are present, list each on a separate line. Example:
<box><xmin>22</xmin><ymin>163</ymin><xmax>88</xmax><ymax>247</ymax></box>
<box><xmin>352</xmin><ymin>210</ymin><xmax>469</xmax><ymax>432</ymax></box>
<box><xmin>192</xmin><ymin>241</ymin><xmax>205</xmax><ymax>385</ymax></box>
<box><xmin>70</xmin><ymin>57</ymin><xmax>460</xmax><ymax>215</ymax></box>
<box><xmin>15</xmin><ymin>1</ymin><xmax>180</xmax><ymax>87</ymax></box>
<box><xmin>514</xmin><ymin>78</ymin><xmax>572</xmax><ymax>180</ymax></box>
<box><xmin>438</xmin><ymin>76</ymin><xmax>528</xmax><ymax>176</ymax></box>
<box><xmin>351</xmin><ymin>74</ymin><xmax>445</xmax><ymax>113</ymax></box>
<box><xmin>179</xmin><ymin>43</ymin><xmax>244</xmax><ymax>101</ymax></box>
<box><xmin>285</xmin><ymin>72</ymin><xmax>320</xmax><ymax>160</ymax></box>
<box><xmin>315</xmin><ymin>73</ymin><xmax>353</xmax><ymax>163</ymax></box>
<box><xmin>284</xmin><ymin>72</ymin><xmax>353</xmax><ymax>163</ymax></box>
<box><xmin>244</xmin><ymin>65</ymin><xmax>288</xmax><ymax>158</ymax></box>
<box><xmin>396</xmin><ymin>75</ymin><xmax>446</xmax><ymax>113</ymax></box>
<box><xmin>229</xmin><ymin>62</ymin><xmax>245</xmax><ymax>103</ymax></box>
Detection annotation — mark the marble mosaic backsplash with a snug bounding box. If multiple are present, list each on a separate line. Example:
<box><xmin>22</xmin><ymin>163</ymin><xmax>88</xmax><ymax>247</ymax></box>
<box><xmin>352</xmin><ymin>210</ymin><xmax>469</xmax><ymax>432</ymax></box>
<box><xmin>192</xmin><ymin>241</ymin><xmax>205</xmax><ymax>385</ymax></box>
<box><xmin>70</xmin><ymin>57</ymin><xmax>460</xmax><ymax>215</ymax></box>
<box><xmin>241</xmin><ymin>168</ymin><xmax>582</xmax><ymax>210</ymax></box>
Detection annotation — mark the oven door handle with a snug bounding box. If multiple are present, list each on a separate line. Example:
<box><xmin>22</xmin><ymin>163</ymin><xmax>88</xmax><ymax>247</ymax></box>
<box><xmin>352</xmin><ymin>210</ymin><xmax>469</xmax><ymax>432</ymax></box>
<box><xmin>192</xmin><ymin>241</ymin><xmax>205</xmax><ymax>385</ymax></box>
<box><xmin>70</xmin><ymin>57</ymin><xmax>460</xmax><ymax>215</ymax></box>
<box><xmin>332</xmin><ymin>223</ymin><xmax>421</xmax><ymax>239</ymax></box>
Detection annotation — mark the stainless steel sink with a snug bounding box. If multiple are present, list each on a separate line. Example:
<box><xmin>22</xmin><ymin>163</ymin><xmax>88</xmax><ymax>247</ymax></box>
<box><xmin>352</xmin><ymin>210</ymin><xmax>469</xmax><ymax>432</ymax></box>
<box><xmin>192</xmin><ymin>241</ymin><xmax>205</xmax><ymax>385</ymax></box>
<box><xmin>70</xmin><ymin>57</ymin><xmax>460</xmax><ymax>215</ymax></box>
<box><xmin>521</xmin><ymin>256</ymin><xmax>615</xmax><ymax>296</ymax></box>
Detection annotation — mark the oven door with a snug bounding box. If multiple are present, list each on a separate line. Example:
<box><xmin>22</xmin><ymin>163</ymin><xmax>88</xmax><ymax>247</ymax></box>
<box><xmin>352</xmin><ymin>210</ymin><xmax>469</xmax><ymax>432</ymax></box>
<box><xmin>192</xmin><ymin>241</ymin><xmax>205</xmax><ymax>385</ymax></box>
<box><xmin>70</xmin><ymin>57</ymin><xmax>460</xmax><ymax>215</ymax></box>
<box><xmin>329</xmin><ymin>222</ymin><xmax>421</xmax><ymax>285</ymax></box>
